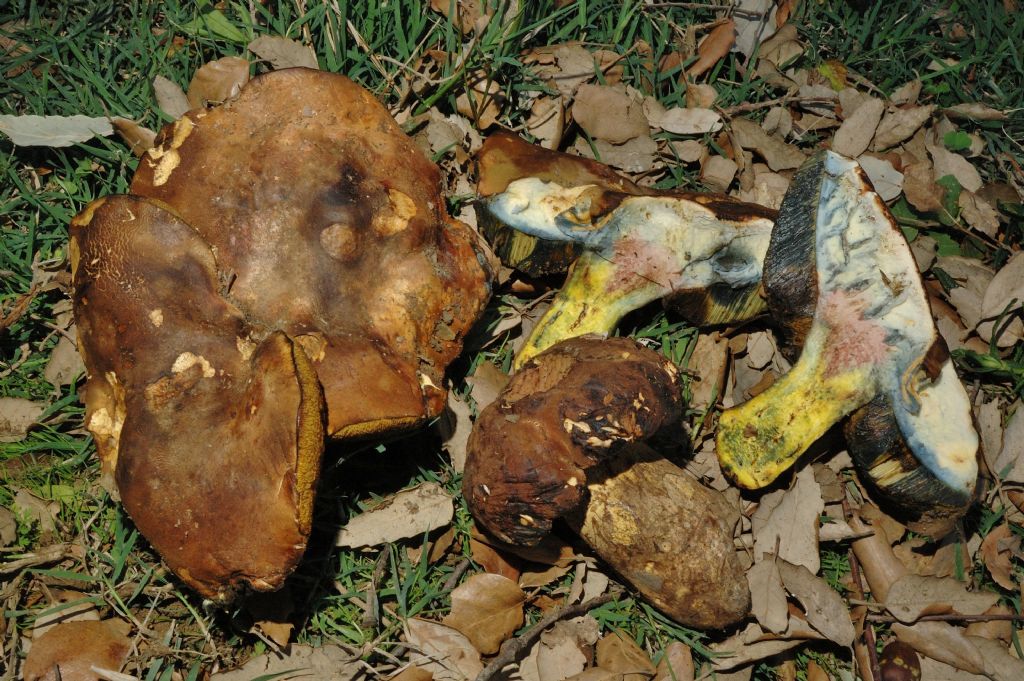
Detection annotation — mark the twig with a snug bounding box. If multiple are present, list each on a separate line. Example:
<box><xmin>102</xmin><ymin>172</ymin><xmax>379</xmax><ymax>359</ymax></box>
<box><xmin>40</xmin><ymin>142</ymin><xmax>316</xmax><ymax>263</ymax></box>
<box><xmin>443</xmin><ymin>557</ymin><xmax>473</xmax><ymax>592</ymax></box>
<box><xmin>474</xmin><ymin>592</ymin><xmax>617</xmax><ymax>681</ymax></box>
<box><xmin>0</xmin><ymin>543</ymin><xmax>75</xmax><ymax>574</ymax></box>
<box><xmin>843</xmin><ymin>499</ymin><xmax>881</xmax><ymax>681</ymax></box>
<box><xmin>867</xmin><ymin>612</ymin><xmax>1024</xmax><ymax>624</ymax></box>
<box><xmin>720</xmin><ymin>95</ymin><xmax>837</xmax><ymax>117</ymax></box>
<box><xmin>641</xmin><ymin>2</ymin><xmax>735</xmax><ymax>8</ymax></box>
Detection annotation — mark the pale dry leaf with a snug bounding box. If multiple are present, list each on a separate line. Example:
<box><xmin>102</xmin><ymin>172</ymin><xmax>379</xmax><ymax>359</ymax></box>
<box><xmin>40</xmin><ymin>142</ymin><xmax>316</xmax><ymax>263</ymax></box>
<box><xmin>796</xmin><ymin>83</ymin><xmax>838</xmax><ymax>117</ymax></box>
<box><xmin>971</xmin><ymin>635</ymin><xmax>1024</xmax><ymax>681</ymax></box>
<box><xmin>927</xmin><ymin>131</ymin><xmax>983</xmax><ymax>192</ymax></box>
<box><xmin>563</xmin><ymin>670</ymin><xmax>624</xmax><ymax>681</ymax></box>
<box><xmin>759</xmin><ymin>23</ymin><xmax>802</xmax><ymax>68</ymax></box>
<box><xmin>443</xmin><ymin>573</ymin><xmax>525</xmax><ymax>655</ymax></box>
<box><xmin>32</xmin><ymin>590</ymin><xmax>100</xmax><ymax>641</ymax></box>
<box><xmin>572</xmin><ymin>84</ymin><xmax>648</xmax><ymax>144</ymax></box>
<box><xmin>686</xmin><ymin>332</ymin><xmax>729</xmax><ymax>412</ymax></box>
<box><xmin>711</xmin><ymin>617</ymin><xmax>825</xmax><ymax>671</ymax></box>
<box><xmin>918</xmin><ymin>656</ymin><xmax>987</xmax><ymax>680</ymax></box>
<box><xmin>958</xmin><ymin>191</ymin><xmax>1001</xmax><ymax>238</ymax></box>
<box><xmin>684</xmin><ymin>83</ymin><xmax>718</xmax><ymax>109</ymax></box>
<box><xmin>965</xmin><ymin>605</ymin><xmax>1014</xmax><ymax>643</ymax></box>
<box><xmin>595</xmin><ymin>630</ymin><xmax>656</xmax><ymax>681</ymax></box>
<box><xmin>13</xmin><ymin>488</ymin><xmax>57</xmax><ymax>538</ymax></box>
<box><xmin>336</xmin><ymin>482</ymin><xmax>454</xmax><ymax>548</ymax></box>
<box><xmin>247</xmin><ymin>35</ymin><xmax>319</xmax><ymax>69</ymax></box>
<box><xmin>734</xmin><ymin>167</ymin><xmax>790</xmax><ymax>209</ymax></box>
<box><xmin>407</xmin><ymin>619</ymin><xmax>484</xmax><ymax>681</ymax></box>
<box><xmin>530</xmin><ymin>44</ymin><xmax>598</xmax><ymax>99</ymax></box>
<box><xmin>944</xmin><ymin>103</ymin><xmax>1008</xmax><ymax>122</ymax></box>
<box><xmin>669</xmin><ymin>138</ymin><xmax>705</xmax><ymax>164</ymax></box>
<box><xmin>732</xmin><ymin>0</ymin><xmax>778</xmax><ymax>59</ymax></box>
<box><xmin>526</xmin><ymin>96</ymin><xmax>564</xmax><ymax>150</ymax></box>
<box><xmin>974</xmin><ymin>398</ymin><xmax>1003</xmax><ymax>471</ymax></box>
<box><xmin>701</xmin><ymin>155</ymin><xmax>738</xmax><ymax>192</ymax></box>
<box><xmin>777</xmin><ymin>560</ymin><xmax>856</xmax><ymax>645</ymax></box>
<box><xmin>520</xmin><ymin>617</ymin><xmax>599</xmax><ymax>681</ymax></box>
<box><xmin>730</xmin><ymin>117</ymin><xmax>805</xmax><ymax>170</ymax></box>
<box><xmin>746</xmin><ymin>558</ymin><xmax>789</xmax><ymax>634</ymax></box>
<box><xmin>903</xmin><ymin>161</ymin><xmax>946</xmax><ymax>213</ymax></box>
<box><xmin>468</xmin><ymin>537</ymin><xmax>520</xmax><ymax>581</ymax></box>
<box><xmin>979</xmin><ymin>523</ymin><xmax>1018</xmax><ymax>591</ymax></box>
<box><xmin>761</xmin><ymin>107</ymin><xmax>793</xmax><ymax>138</ymax></box>
<box><xmin>911</xmin><ymin>234</ymin><xmax>938</xmax><ymax>272</ymax></box>
<box><xmin>439</xmin><ymin>393</ymin><xmax>473</xmax><ymax>472</ymax></box>
<box><xmin>581</xmin><ymin>565</ymin><xmax>610</xmax><ymax>603</ymax></box>
<box><xmin>211</xmin><ymin>644</ymin><xmax>362</xmax><ymax>681</ymax></box>
<box><xmin>936</xmin><ymin>255</ymin><xmax>995</xmax><ymax>330</ymax></box>
<box><xmin>466</xmin><ymin>361</ymin><xmax>509</xmax><ymax>412</ymax></box>
<box><xmin>884</xmin><ymin>574</ymin><xmax>1000</xmax><ymax>624</ymax></box>
<box><xmin>837</xmin><ymin>87</ymin><xmax>870</xmax><ymax>119</ymax></box>
<box><xmin>653</xmin><ymin>642</ymin><xmax>694</xmax><ymax>681</ymax></box>
<box><xmin>22</xmin><ymin>620</ymin><xmax>131</xmax><ymax>681</ymax></box>
<box><xmin>0</xmin><ymin>507</ymin><xmax>16</xmax><ymax>547</ymax></box>
<box><xmin>576</xmin><ymin>136</ymin><xmax>659</xmax><ymax>173</ymax></box>
<box><xmin>752</xmin><ymin>467</ymin><xmax>824</xmax><ymax>573</ymax></box>
<box><xmin>871</xmin><ymin>105</ymin><xmax>935</xmax><ymax>151</ymax></box>
<box><xmin>0</xmin><ymin>397</ymin><xmax>45</xmax><ymax>443</ymax></box>
<box><xmin>977</xmin><ymin>250</ymin><xmax>1024</xmax><ymax>346</ymax></box>
<box><xmin>857</xmin><ymin>154</ymin><xmax>904</xmax><ymax>201</ymax></box>
<box><xmin>43</xmin><ymin>331</ymin><xmax>84</xmax><ymax>387</ymax></box>
<box><xmin>0</xmin><ymin>114</ymin><xmax>113</xmax><ymax>147</ymax></box>
<box><xmin>187</xmin><ymin>56</ymin><xmax>250</xmax><ymax>109</ymax></box>
<box><xmin>687</xmin><ymin>20</ymin><xmax>735</xmax><ymax>79</ymax></box>
<box><xmin>649</xmin><ymin>107</ymin><xmax>722</xmax><ymax>135</ymax></box>
<box><xmin>890</xmin><ymin>80</ymin><xmax>923</xmax><ymax>106</ymax></box>
<box><xmin>995</xmin><ymin>405</ymin><xmax>1024</xmax><ymax>481</ymax></box>
<box><xmin>833</xmin><ymin>97</ymin><xmax>885</xmax><ymax>158</ymax></box>
<box><xmin>892</xmin><ymin>621</ymin><xmax>986</xmax><ymax>675</ymax></box>
<box><xmin>152</xmin><ymin>75</ymin><xmax>190</xmax><ymax>119</ymax></box>
<box><xmin>744</xmin><ymin>331</ymin><xmax>776</xmax><ymax>370</ymax></box>
<box><xmin>110</xmin><ymin>117</ymin><xmax>156</xmax><ymax>157</ymax></box>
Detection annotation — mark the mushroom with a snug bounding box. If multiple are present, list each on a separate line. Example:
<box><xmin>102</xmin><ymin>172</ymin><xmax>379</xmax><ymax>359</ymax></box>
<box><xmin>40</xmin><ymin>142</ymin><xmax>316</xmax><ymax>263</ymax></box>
<box><xmin>131</xmin><ymin>68</ymin><xmax>492</xmax><ymax>438</ymax></box>
<box><xmin>463</xmin><ymin>336</ymin><xmax>749</xmax><ymax>628</ymax></box>
<box><xmin>72</xmin><ymin>69</ymin><xmax>493</xmax><ymax>598</ymax></box>
<box><xmin>715</xmin><ymin>152</ymin><xmax>979</xmax><ymax>535</ymax></box>
<box><xmin>71</xmin><ymin>196</ymin><xmax>326</xmax><ymax>599</ymax></box>
<box><xmin>476</xmin><ymin>135</ymin><xmax>775</xmax><ymax>368</ymax></box>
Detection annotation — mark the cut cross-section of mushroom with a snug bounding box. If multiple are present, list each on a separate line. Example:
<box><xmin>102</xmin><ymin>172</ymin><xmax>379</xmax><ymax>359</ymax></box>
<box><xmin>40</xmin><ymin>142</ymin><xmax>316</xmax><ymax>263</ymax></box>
<box><xmin>485</xmin><ymin>177</ymin><xmax>775</xmax><ymax>368</ymax></box>
<box><xmin>463</xmin><ymin>336</ymin><xmax>749</xmax><ymax>628</ymax></box>
<box><xmin>131</xmin><ymin>68</ymin><xmax>492</xmax><ymax>438</ymax></box>
<box><xmin>71</xmin><ymin>196</ymin><xmax>326</xmax><ymax>600</ymax></box>
<box><xmin>716</xmin><ymin>152</ymin><xmax>979</xmax><ymax>529</ymax></box>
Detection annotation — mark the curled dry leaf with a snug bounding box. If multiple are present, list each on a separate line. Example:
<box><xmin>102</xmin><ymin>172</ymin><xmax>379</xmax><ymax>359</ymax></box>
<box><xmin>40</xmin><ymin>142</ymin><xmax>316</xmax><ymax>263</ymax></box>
<box><xmin>711</xmin><ymin>617</ymin><xmax>825</xmax><ymax>672</ymax></box>
<box><xmin>23</xmin><ymin>620</ymin><xmax>131</xmax><ymax>681</ymax></box>
<box><xmin>527</xmin><ymin>96</ymin><xmax>564</xmax><ymax>150</ymax></box>
<box><xmin>979</xmin><ymin>523</ymin><xmax>1019</xmax><ymax>591</ymax></box>
<box><xmin>884</xmin><ymin>574</ymin><xmax>1000</xmax><ymax>624</ymax></box>
<box><xmin>944</xmin><ymin>102</ymin><xmax>1008</xmax><ymax>122</ymax></box>
<box><xmin>759</xmin><ymin>23</ymin><xmax>802</xmax><ymax>68</ymax></box>
<box><xmin>186</xmin><ymin>56</ymin><xmax>250</xmax><ymax>109</ymax></box>
<box><xmin>442</xmin><ymin>573</ymin><xmax>526</xmax><ymax>655</ymax></box>
<box><xmin>746</xmin><ymin>558</ymin><xmax>789</xmax><ymax>634</ymax></box>
<box><xmin>406</xmin><ymin>619</ymin><xmax>484</xmax><ymax>681</ymax></box>
<box><xmin>686</xmin><ymin>331</ymin><xmax>729</xmax><ymax>412</ymax></box>
<box><xmin>0</xmin><ymin>397</ymin><xmax>45</xmax><ymax>443</ymax></box>
<box><xmin>440</xmin><ymin>392</ymin><xmax>473</xmax><ymax>472</ymax></box>
<box><xmin>336</xmin><ymin>482</ymin><xmax>454</xmax><ymax>548</ymax></box>
<box><xmin>0</xmin><ymin>114</ymin><xmax>113</xmax><ymax>147</ymax></box>
<box><xmin>111</xmin><ymin>116</ymin><xmax>156</xmax><ymax>157</ymax></box>
<box><xmin>152</xmin><ymin>75</ymin><xmax>190</xmax><ymax>119</ymax></box>
<box><xmin>571</xmin><ymin>84</ymin><xmax>648</xmax><ymax>144</ymax></box>
<box><xmin>687</xmin><ymin>20</ymin><xmax>735</xmax><ymax>79</ymax></box>
<box><xmin>777</xmin><ymin>560</ymin><xmax>857</xmax><ymax>646</ymax></box>
<box><xmin>595</xmin><ymin>630</ymin><xmax>656</xmax><ymax>681</ymax></box>
<box><xmin>752</xmin><ymin>467</ymin><xmax>824</xmax><ymax>574</ymax></box>
<box><xmin>871</xmin><ymin>105</ymin><xmax>935</xmax><ymax>151</ymax></box>
<box><xmin>730</xmin><ymin>118</ymin><xmax>805</xmax><ymax>171</ymax></box>
<box><xmin>468</xmin><ymin>536</ymin><xmax>521</xmax><ymax>581</ymax></box>
<box><xmin>247</xmin><ymin>35</ymin><xmax>319</xmax><ymax>69</ymax></box>
<box><xmin>832</xmin><ymin>97</ymin><xmax>884</xmax><ymax>158</ymax></box>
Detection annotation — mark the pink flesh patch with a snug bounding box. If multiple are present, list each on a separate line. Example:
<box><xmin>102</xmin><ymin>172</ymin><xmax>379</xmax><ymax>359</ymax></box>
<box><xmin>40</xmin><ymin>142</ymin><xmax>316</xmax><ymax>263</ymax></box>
<box><xmin>609</xmin><ymin>236</ymin><xmax>681</xmax><ymax>292</ymax></box>
<box><xmin>819</xmin><ymin>289</ymin><xmax>892</xmax><ymax>377</ymax></box>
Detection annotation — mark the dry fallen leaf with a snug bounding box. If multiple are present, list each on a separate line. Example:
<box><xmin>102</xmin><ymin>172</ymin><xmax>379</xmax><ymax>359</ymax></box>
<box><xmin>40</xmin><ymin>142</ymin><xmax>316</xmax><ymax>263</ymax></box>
<box><xmin>526</xmin><ymin>96</ymin><xmax>565</xmax><ymax>149</ymax></box>
<box><xmin>759</xmin><ymin>23</ymin><xmax>802</xmax><ymax>68</ymax></box>
<box><xmin>832</xmin><ymin>97</ymin><xmax>884</xmax><ymax>157</ymax></box>
<box><xmin>152</xmin><ymin>75</ymin><xmax>191</xmax><ymax>119</ymax></box>
<box><xmin>110</xmin><ymin>116</ymin><xmax>156</xmax><ymax>156</ymax></box>
<box><xmin>936</xmin><ymin>255</ymin><xmax>995</xmax><ymax>330</ymax></box>
<box><xmin>945</xmin><ymin>102</ymin><xmax>1008</xmax><ymax>122</ymax></box>
<box><xmin>871</xmin><ymin>105</ymin><xmax>935</xmax><ymax>151</ymax></box>
<box><xmin>0</xmin><ymin>506</ymin><xmax>16</xmax><ymax>547</ymax></box>
<box><xmin>686</xmin><ymin>332</ymin><xmax>729</xmax><ymax>412</ymax></box>
<box><xmin>857</xmin><ymin>154</ymin><xmax>904</xmax><ymax>201</ymax></box>
<box><xmin>746</xmin><ymin>558</ymin><xmax>789</xmax><ymax>634</ymax></box>
<box><xmin>979</xmin><ymin>523</ymin><xmax>1019</xmax><ymax>591</ymax></box>
<box><xmin>336</xmin><ymin>482</ymin><xmax>454</xmax><ymax>548</ymax></box>
<box><xmin>732</xmin><ymin>0</ymin><xmax>778</xmax><ymax>58</ymax></box>
<box><xmin>407</xmin><ymin>618</ymin><xmax>484</xmax><ymax>681</ymax></box>
<box><xmin>977</xmin><ymin>251</ymin><xmax>1024</xmax><ymax>346</ymax></box>
<box><xmin>903</xmin><ymin>160</ymin><xmax>946</xmax><ymax>213</ymax></box>
<box><xmin>711</xmin><ymin>617</ymin><xmax>825</xmax><ymax>672</ymax></box>
<box><xmin>247</xmin><ymin>588</ymin><xmax>295</xmax><ymax>648</ymax></box>
<box><xmin>701</xmin><ymin>155</ymin><xmax>738</xmax><ymax>192</ymax></box>
<box><xmin>520</xmin><ymin>617</ymin><xmax>600</xmax><ymax>681</ymax></box>
<box><xmin>0</xmin><ymin>397</ymin><xmax>45</xmax><ymax>442</ymax></box>
<box><xmin>572</xmin><ymin>84</ymin><xmax>648</xmax><ymax>144</ymax></box>
<box><xmin>595</xmin><ymin>630</ymin><xmax>656</xmax><ymax>681</ymax></box>
<box><xmin>186</xmin><ymin>56</ymin><xmax>250</xmax><ymax>109</ymax></box>
<box><xmin>23</xmin><ymin>620</ymin><xmax>131</xmax><ymax>681</ymax></box>
<box><xmin>440</xmin><ymin>393</ymin><xmax>473</xmax><ymax>472</ymax></box>
<box><xmin>884</xmin><ymin>574</ymin><xmax>999</xmax><ymax>624</ymax></box>
<box><xmin>777</xmin><ymin>559</ymin><xmax>856</xmax><ymax>646</ymax></box>
<box><xmin>0</xmin><ymin>114</ymin><xmax>113</xmax><ymax>147</ymax></box>
<box><xmin>653</xmin><ymin>642</ymin><xmax>695</xmax><ymax>681</ymax></box>
<box><xmin>575</xmin><ymin>136</ymin><xmax>659</xmax><ymax>173</ymax></box>
<box><xmin>248</xmin><ymin>35</ymin><xmax>319</xmax><ymax>69</ymax></box>
<box><xmin>753</xmin><ymin>467</ymin><xmax>824</xmax><ymax>573</ymax></box>
<box><xmin>927</xmin><ymin>130</ymin><xmax>983</xmax><ymax>192</ymax></box>
<box><xmin>648</xmin><ymin>106</ymin><xmax>722</xmax><ymax>135</ymax></box>
<box><xmin>443</xmin><ymin>573</ymin><xmax>525</xmax><ymax>655</ymax></box>
<box><xmin>466</xmin><ymin>361</ymin><xmax>509</xmax><ymax>412</ymax></box>
<box><xmin>687</xmin><ymin>20</ymin><xmax>735</xmax><ymax>79</ymax></box>
<box><xmin>730</xmin><ymin>118</ymin><xmax>806</xmax><ymax>170</ymax></box>
<box><xmin>32</xmin><ymin>590</ymin><xmax>100</xmax><ymax>641</ymax></box>
<box><xmin>891</xmin><ymin>80</ymin><xmax>923</xmax><ymax>106</ymax></box>
<box><xmin>211</xmin><ymin>644</ymin><xmax>362</xmax><ymax>681</ymax></box>
<box><xmin>469</xmin><ymin>535</ymin><xmax>521</xmax><ymax>581</ymax></box>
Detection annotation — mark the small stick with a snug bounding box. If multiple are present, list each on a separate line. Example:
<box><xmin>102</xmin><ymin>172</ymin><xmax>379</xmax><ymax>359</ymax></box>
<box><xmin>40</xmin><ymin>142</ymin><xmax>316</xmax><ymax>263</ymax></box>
<box><xmin>720</xmin><ymin>95</ymin><xmax>837</xmax><ymax>116</ymax></box>
<box><xmin>474</xmin><ymin>592</ymin><xmax>617</xmax><ymax>681</ymax></box>
<box><xmin>867</xmin><ymin>613</ymin><xmax>1024</xmax><ymax>624</ymax></box>
<box><xmin>0</xmin><ymin>543</ymin><xmax>74</xmax><ymax>574</ymax></box>
<box><xmin>843</xmin><ymin>499</ymin><xmax>881</xmax><ymax>681</ymax></box>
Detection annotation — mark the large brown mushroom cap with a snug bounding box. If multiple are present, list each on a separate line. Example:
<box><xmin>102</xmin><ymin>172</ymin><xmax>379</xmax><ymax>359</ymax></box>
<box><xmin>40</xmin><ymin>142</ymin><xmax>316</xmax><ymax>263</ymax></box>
<box><xmin>71</xmin><ymin>196</ymin><xmax>325</xmax><ymax>600</ymax></box>
<box><xmin>131</xmin><ymin>68</ymin><xmax>492</xmax><ymax>437</ymax></box>
<box><xmin>464</xmin><ymin>336</ymin><xmax>682</xmax><ymax>545</ymax></box>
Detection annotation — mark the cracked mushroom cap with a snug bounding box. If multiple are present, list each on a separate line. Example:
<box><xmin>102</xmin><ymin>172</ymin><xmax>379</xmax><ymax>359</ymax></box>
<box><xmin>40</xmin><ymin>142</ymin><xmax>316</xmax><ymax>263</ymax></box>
<box><xmin>131</xmin><ymin>68</ymin><xmax>492</xmax><ymax>438</ymax></box>
<box><xmin>715</xmin><ymin>152</ymin><xmax>978</xmax><ymax>534</ymax></box>
<box><xmin>71</xmin><ymin>196</ymin><xmax>325</xmax><ymax>600</ymax></box>
<box><xmin>464</xmin><ymin>336</ymin><xmax>682</xmax><ymax>544</ymax></box>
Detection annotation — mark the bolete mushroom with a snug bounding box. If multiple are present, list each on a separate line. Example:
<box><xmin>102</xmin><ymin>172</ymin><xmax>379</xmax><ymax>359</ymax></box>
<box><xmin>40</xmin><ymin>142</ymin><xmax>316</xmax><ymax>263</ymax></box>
<box><xmin>72</xmin><ymin>68</ymin><xmax>492</xmax><ymax>598</ymax></box>
<box><xmin>463</xmin><ymin>336</ymin><xmax>749</xmax><ymax>628</ymax></box>
<box><xmin>475</xmin><ymin>134</ymin><xmax>775</xmax><ymax>368</ymax></box>
<box><xmin>715</xmin><ymin>152</ymin><xmax>979</xmax><ymax>535</ymax></box>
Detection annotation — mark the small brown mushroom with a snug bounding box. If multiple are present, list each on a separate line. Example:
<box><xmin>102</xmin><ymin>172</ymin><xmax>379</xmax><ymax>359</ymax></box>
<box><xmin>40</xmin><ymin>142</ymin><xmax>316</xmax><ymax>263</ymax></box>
<box><xmin>463</xmin><ymin>336</ymin><xmax>749</xmax><ymax>628</ymax></box>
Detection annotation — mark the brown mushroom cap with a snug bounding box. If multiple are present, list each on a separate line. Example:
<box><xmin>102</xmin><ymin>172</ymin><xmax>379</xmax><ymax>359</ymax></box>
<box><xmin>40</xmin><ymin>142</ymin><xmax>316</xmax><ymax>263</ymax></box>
<box><xmin>131</xmin><ymin>68</ymin><xmax>492</xmax><ymax>438</ymax></box>
<box><xmin>71</xmin><ymin>196</ymin><xmax>325</xmax><ymax>599</ymax></box>
<box><xmin>464</xmin><ymin>336</ymin><xmax>682</xmax><ymax>545</ymax></box>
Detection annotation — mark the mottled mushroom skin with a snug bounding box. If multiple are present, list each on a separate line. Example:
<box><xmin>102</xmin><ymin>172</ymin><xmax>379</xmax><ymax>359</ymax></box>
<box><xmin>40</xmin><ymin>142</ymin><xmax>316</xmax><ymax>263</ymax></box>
<box><xmin>71</xmin><ymin>196</ymin><xmax>326</xmax><ymax>600</ymax></box>
<box><xmin>463</xmin><ymin>336</ymin><xmax>682</xmax><ymax>545</ymax></box>
<box><xmin>131</xmin><ymin>68</ymin><xmax>492</xmax><ymax>438</ymax></box>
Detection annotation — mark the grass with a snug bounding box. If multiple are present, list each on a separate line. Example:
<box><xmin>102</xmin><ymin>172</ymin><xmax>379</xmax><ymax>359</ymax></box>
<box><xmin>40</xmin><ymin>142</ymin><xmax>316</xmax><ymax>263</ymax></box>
<box><xmin>2</xmin><ymin>0</ymin><xmax>1023</xmax><ymax>679</ymax></box>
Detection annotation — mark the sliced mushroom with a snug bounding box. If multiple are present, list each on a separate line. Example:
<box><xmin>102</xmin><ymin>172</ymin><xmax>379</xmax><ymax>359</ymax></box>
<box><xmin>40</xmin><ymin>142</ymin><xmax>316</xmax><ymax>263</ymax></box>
<box><xmin>716</xmin><ymin>152</ymin><xmax>978</xmax><ymax>533</ymax></box>
<box><xmin>71</xmin><ymin>196</ymin><xmax>325</xmax><ymax>600</ymax></box>
<box><xmin>485</xmin><ymin>177</ymin><xmax>775</xmax><ymax>367</ymax></box>
<box><xmin>131</xmin><ymin>68</ymin><xmax>492</xmax><ymax>438</ymax></box>
<box><xmin>463</xmin><ymin>336</ymin><xmax>749</xmax><ymax>628</ymax></box>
